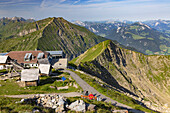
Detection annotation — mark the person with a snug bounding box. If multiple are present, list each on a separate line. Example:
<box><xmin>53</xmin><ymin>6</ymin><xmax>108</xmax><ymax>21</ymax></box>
<box><xmin>97</xmin><ymin>96</ymin><xmax>100</xmax><ymax>101</ymax></box>
<box><xmin>85</xmin><ymin>91</ymin><xmax>89</xmax><ymax>96</ymax></box>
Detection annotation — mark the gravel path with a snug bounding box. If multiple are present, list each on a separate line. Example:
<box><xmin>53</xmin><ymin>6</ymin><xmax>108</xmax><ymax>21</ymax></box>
<box><xmin>64</xmin><ymin>69</ymin><xmax>145</xmax><ymax>113</ymax></box>
<box><xmin>4</xmin><ymin>92</ymin><xmax>82</xmax><ymax>98</ymax></box>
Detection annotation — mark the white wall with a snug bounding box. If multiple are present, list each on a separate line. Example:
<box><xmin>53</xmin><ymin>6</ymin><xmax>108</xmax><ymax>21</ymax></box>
<box><xmin>30</xmin><ymin>63</ymin><xmax>38</xmax><ymax>67</ymax></box>
<box><xmin>24</xmin><ymin>63</ymin><xmax>38</xmax><ymax>68</ymax></box>
<box><xmin>0</xmin><ymin>65</ymin><xmax>4</xmax><ymax>70</ymax></box>
<box><xmin>53</xmin><ymin>58</ymin><xmax>68</xmax><ymax>69</ymax></box>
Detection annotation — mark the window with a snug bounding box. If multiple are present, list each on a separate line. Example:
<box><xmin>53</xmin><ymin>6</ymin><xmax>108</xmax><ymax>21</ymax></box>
<box><xmin>24</xmin><ymin>53</ymin><xmax>32</xmax><ymax>61</ymax></box>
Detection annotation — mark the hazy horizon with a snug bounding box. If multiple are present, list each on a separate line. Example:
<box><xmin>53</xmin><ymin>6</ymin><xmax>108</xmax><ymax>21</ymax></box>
<box><xmin>0</xmin><ymin>0</ymin><xmax>170</xmax><ymax>21</ymax></box>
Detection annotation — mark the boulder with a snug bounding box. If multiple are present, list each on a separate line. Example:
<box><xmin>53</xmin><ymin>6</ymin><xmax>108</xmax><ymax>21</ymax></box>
<box><xmin>32</xmin><ymin>107</ymin><xmax>40</xmax><ymax>113</ymax></box>
<box><xmin>55</xmin><ymin>104</ymin><xmax>65</xmax><ymax>113</ymax></box>
<box><xmin>87</xmin><ymin>104</ymin><xmax>96</xmax><ymax>111</ymax></box>
<box><xmin>68</xmin><ymin>100</ymin><xmax>86</xmax><ymax>112</ymax></box>
<box><xmin>55</xmin><ymin>98</ymin><xmax>65</xmax><ymax>112</ymax></box>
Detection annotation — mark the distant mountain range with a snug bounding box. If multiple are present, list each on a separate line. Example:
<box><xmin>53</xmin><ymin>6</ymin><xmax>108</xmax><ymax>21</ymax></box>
<box><xmin>73</xmin><ymin>20</ymin><xmax>170</xmax><ymax>55</ymax></box>
<box><xmin>0</xmin><ymin>17</ymin><xmax>35</xmax><ymax>23</ymax></box>
<box><xmin>143</xmin><ymin>19</ymin><xmax>170</xmax><ymax>37</ymax></box>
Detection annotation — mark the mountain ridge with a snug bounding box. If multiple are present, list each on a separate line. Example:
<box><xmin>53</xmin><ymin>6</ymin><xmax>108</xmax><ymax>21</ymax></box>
<box><xmin>0</xmin><ymin>17</ymin><xmax>106</xmax><ymax>60</ymax></box>
<box><xmin>71</xmin><ymin>40</ymin><xmax>170</xmax><ymax>112</ymax></box>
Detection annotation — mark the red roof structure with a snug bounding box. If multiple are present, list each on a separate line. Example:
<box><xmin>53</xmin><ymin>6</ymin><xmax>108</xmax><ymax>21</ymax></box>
<box><xmin>6</xmin><ymin>51</ymin><xmax>49</xmax><ymax>64</ymax></box>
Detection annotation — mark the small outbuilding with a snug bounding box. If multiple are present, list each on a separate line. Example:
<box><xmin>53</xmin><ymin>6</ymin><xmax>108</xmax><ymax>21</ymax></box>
<box><xmin>39</xmin><ymin>64</ymin><xmax>51</xmax><ymax>76</ymax></box>
<box><xmin>53</xmin><ymin>58</ymin><xmax>68</xmax><ymax>69</ymax></box>
<box><xmin>21</xmin><ymin>69</ymin><xmax>39</xmax><ymax>87</ymax></box>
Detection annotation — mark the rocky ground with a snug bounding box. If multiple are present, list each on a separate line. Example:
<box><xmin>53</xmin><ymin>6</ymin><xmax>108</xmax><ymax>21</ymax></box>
<box><xmin>16</xmin><ymin>94</ymin><xmax>129</xmax><ymax>113</ymax></box>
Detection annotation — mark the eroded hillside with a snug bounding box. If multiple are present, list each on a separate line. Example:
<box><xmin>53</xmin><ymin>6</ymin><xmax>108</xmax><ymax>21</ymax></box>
<box><xmin>71</xmin><ymin>40</ymin><xmax>170</xmax><ymax>111</ymax></box>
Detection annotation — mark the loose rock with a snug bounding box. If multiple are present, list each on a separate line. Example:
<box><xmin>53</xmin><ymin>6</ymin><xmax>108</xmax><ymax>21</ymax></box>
<box><xmin>68</xmin><ymin>100</ymin><xmax>86</xmax><ymax>112</ymax></box>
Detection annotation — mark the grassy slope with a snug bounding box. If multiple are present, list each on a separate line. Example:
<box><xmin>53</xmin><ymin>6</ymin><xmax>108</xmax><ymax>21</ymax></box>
<box><xmin>0</xmin><ymin>72</ymin><xmax>81</xmax><ymax>95</ymax></box>
<box><xmin>71</xmin><ymin>40</ymin><xmax>110</xmax><ymax>65</ymax></box>
<box><xmin>0</xmin><ymin>97</ymin><xmax>54</xmax><ymax>113</ymax></box>
<box><xmin>0</xmin><ymin>17</ymin><xmax>54</xmax><ymax>52</ymax></box>
<box><xmin>0</xmin><ymin>17</ymin><xmax>106</xmax><ymax>59</ymax></box>
<box><xmin>0</xmin><ymin>19</ymin><xmax>35</xmax><ymax>40</ymax></box>
<box><xmin>0</xmin><ymin>30</ymin><xmax>41</xmax><ymax>52</ymax></box>
<box><xmin>37</xmin><ymin>17</ymin><xmax>106</xmax><ymax>59</ymax></box>
<box><xmin>125</xmin><ymin>32</ymin><xmax>146</xmax><ymax>40</ymax></box>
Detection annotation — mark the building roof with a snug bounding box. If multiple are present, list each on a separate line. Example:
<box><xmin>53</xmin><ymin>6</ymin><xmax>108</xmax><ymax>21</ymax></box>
<box><xmin>39</xmin><ymin>64</ymin><xmax>51</xmax><ymax>75</ymax></box>
<box><xmin>46</xmin><ymin>51</ymin><xmax>63</xmax><ymax>55</ymax></box>
<box><xmin>6</xmin><ymin>51</ymin><xmax>49</xmax><ymax>64</ymax></box>
<box><xmin>0</xmin><ymin>53</ymin><xmax>8</xmax><ymax>56</ymax></box>
<box><xmin>0</xmin><ymin>56</ymin><xmax>8</xmax><ymax>64</ymax></box>
<box><xmin>21</xmin><ymin>69</ymin><xmax>39</xmax><ymax>81</ymax></box>
<box><xmin>38</xmin><ymin>58</ymin><xmax>50</xmax><ymax>64</ymax></box>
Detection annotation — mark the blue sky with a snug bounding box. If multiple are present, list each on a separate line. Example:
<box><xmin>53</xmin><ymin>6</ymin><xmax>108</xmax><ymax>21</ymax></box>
<box><xmin>0</xmin><ymin>0</ymin><xmax>170</xmax><ymax>21</ymax></box>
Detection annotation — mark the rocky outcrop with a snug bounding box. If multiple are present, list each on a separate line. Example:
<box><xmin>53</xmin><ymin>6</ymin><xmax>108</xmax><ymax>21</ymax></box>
<box><xmin>36</xmin><ymin>94</ymin><xmax>67</xmax><ymax>112</ymax></box>
<box><xmin>18</xmin><ymin>28</ymin><xmax>37</xmax><ymax>36</ymax></box>
<box><xmin>18</xmin><ymin>94</ymin><xmax>97</xmax><ymax>112</ymax></box>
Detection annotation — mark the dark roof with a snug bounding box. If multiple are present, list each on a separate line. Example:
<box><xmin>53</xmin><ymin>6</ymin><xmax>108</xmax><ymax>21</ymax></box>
<box><xmin>38</xmin><ymin>58</ymin><xmax>50</xmax><ymax>64</ymax></box>
<box><xmin>46</xmin><ymin>51</ymin><xmax>63</xmax><ymax>55</ymax></box>
<box><xmin>6</xmin><ymin>51</ymin><xmax>49</xmax><ymax>64</ymax></box>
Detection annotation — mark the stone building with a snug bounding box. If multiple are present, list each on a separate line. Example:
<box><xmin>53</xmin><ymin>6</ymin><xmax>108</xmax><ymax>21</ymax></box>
<box><xmin>21</xmin><ymin>69</ymin><xmax>39</xmax><ymax>86</ymax></box>
<box><xmin>6</xmin><ymin>50</ymin><xmax>50</xmax><ymax>68</ymax></box>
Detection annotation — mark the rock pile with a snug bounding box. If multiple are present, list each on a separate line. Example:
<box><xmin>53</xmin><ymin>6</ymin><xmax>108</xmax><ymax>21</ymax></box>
<box><xmin>36</xmin><ymin>95</ymin><xmax>67</xmax><ymax>113</ymax></box>
<box><xmin>32</xmin><ymin>94</ymin><xmax>96</xmax><ymax>113</ymax></box>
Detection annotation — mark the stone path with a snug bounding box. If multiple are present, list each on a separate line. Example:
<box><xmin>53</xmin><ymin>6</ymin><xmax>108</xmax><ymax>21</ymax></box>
<box><xmin>4</xmin><ymin>92</ymin><xmax>82</xmax><ymax>98</ymax></box>
<box><xmin>63</xmin><ymin>69</ymin><xmax>145</xmax><ymax>113</ymax></box>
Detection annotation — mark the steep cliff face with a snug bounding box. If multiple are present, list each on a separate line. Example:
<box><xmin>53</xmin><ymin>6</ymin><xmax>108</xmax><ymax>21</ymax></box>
<box><xmin>72</xmin><ymin>40</ymin><xmax>170</xmax><ymax>109</ymax></box>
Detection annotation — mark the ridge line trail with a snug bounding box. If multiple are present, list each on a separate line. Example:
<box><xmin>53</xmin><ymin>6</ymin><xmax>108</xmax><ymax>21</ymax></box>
<box><xmin>75</xmin><ymin>42</ymin><xmax>105</xmax><ymax>64</ymax></box>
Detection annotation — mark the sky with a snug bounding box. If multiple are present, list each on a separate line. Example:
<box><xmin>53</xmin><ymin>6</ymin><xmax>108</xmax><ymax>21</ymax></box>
<box><xmin>0</xmin><ymin>0</ymin><xmax>170</xmax><ymax>21</ymax></box>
